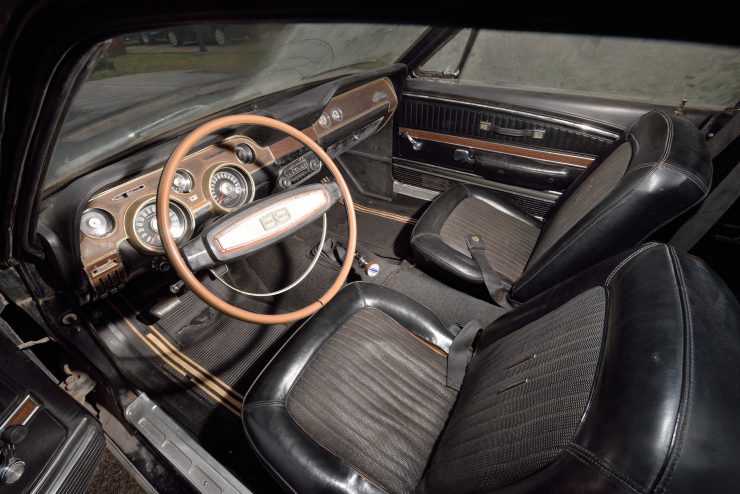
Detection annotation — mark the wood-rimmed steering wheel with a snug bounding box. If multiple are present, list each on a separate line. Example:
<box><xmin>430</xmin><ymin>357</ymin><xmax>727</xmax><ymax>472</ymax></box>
<box><xmin>156</xmin><ymin>115</ymin><xmax>357</xmax><ymax>324</ymax></box>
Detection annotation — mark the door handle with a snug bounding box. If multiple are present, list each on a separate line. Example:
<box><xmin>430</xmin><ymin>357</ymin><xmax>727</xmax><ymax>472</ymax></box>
<box><xmin>480</xmin><ymin>121</ymin><xmax>546</xmax><ymax>139</ymax></box>
<box><xmin>401</xmin><ymin>132</ymin><xmax>423</xmax><ymax>151</ymax></box>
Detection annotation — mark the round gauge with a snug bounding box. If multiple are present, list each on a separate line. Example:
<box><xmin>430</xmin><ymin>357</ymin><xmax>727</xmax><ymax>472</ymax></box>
<box><xmin>209</xmin><ymin>166</ymin><xmax>252</xmax><ymax>210</ymax></box>
<box><xmin>172</xmin><ymin>170</ymin><xmax>194</xmax><ymax>194</ymax></box>
<box><xmin>318</xmin><ymin>112</ymin><xmax>332</xmax><ymax>129</ymax></box>
<box><xmin>80</xmin><ymin>208</ymin><xmax>115</xmax><ymax>238</ymax></box>
<box><xmin>133</xmin><ymin>202</ymin><xmax>188</xmax><ymax>250</ymax></box>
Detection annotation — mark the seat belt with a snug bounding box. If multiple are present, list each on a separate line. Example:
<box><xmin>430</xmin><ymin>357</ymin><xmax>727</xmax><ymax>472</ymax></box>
<box><xmin>465</xmin><ymin>234</ymin><xmax>513</xmax><ymax>309</ymax></box>
<box><xmin>446</xmin><ymin>319</ymin><xmax>483</xmax><ymax>391</ymax></box>
<box><xmin>671</xmin><ymin>112</ymin><xmax>740</xmax><ymax>251</ymax></box>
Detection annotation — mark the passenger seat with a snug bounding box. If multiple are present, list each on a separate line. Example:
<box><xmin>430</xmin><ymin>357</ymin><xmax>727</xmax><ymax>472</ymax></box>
<box><xmin>411</xmin><ymin>111</ymin><xmax>711</xmax><ymax>303</ymax></box>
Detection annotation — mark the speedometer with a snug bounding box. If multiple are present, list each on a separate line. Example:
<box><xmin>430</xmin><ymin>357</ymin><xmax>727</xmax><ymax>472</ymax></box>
<box><xmin>132</xmin><ymin>201</ymin><xmax>189</xmax><ymax>251</ymax></box>
<box><xmin>209</xmin><ymin>166</ymin><xmax>252</xmax><ymax>211</ymax></box>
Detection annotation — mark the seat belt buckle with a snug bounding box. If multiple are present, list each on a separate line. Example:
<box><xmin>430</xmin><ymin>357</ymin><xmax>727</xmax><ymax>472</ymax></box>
<box><xmin>465</xmin><ymin>233</ymin><xmax>486</xmax><ymax>252</ymax></box>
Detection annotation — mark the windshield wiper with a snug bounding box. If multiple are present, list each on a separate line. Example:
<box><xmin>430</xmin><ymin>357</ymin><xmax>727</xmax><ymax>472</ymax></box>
<box><xmin>132</xmin><ymin>105</ymin><xmax>206</xmax><ymax>139</ymax></box>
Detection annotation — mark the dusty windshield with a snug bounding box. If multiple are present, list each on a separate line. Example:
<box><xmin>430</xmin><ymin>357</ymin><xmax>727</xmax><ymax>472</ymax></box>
<box><xmin>47</xmin><ymin>23</ymin><xmax>425</xmax><ymax>190</ymax></box>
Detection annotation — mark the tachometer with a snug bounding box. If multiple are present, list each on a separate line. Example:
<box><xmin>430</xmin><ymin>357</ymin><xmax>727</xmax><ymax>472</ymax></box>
<box><xmin>209</xmin><ymin>166</ymin><xmax>252</xmax><ymax>211</ymax></box>
<box><xmin>132</xmin><ymin>201</ymin><xmax>189</xmax><ymax>251</ymax></box>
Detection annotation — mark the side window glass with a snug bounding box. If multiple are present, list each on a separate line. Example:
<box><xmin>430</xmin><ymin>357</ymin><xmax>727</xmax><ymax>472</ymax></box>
<box><xmin>415</xmin><ymin>29</ymin><xmax>740</xmax><ymax>109</ymax></box>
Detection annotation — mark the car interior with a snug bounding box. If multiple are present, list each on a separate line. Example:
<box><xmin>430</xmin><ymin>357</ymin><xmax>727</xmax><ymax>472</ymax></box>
<box><xmin>0</xmin><ymin>7</ymin><xmax>738</xmax><ymax>494</ymax></box>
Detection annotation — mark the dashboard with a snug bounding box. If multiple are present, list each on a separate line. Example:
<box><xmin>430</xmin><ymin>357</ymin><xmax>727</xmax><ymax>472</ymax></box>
<box><xmin>74</xmin><ymin>77</ymin><xmax>398</xmax><ymax>298</ymax></box>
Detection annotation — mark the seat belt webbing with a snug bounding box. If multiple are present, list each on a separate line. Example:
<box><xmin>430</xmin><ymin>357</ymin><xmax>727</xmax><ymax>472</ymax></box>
<box><xmin>446</xmin><ymin>319</ymin><xmax>483</xmax><ymax>391</ymax></box>
<box><xmin>465</xmin><ymin>234</ymin><xmax>513</xmax><ymax>309</ymax></box>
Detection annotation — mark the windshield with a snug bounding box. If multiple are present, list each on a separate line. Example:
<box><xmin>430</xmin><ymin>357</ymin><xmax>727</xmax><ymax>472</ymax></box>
<box><xmin>47</xmin><ymin>23</ymin><xmax>425</xmax><ymax>190</ymax></box>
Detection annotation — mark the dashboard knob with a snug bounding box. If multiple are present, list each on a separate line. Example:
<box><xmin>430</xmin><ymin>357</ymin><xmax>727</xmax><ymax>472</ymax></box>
<box><xmin>279</xmin><ymin>178</ymin><xmax>291</xmax><ymax>190</ymax></box>
<box><xmin>309</xmin><ymin>159</ymin><xmax>321</xmax><ymax>171</ymax></box>
<box><xmin>235</xmin><ymin>144</ymin><xmax>254</xmax><ymax>164</ymax></box>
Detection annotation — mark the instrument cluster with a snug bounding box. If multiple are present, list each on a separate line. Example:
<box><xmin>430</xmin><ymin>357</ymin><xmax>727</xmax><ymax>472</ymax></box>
<box><xmin>79</xmin><ymin>134</ymin><xmax>263</xmax><ymax>280</ymax></box>
<box><xmin>76</xmin><ymin>77</ymin><xmax>398</xmax><ymax>298</ymax></box>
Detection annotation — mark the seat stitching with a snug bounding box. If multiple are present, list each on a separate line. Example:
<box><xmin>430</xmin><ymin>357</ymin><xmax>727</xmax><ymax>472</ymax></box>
<box><xmin>414</xmin><ymin>235</ymin><xmax>483</xmax><ymax>281</ymax></box>
<box><xmin>605</xmin><ymin>243</ymin><xmax>661</xmax><ymax>286</ymax></box>
<box><xmin>516</xmin><ymin>165</ymin><xmax>660</xmax><ymax>292</ymax></box>
<box><xmin>354</xmin><ymin>282</ymin><xmax>367</xmax><ymax>307</ymax></box>
<box><xmin>628</xmin><ymin>162</ymin><xmax>708</xmax><ymax>193</ymax></box>
<box><xmin>654</xmin><ymin>247</ymin><xmax>695</xmax><ymax>492</ymax></box>
<box><xmin>412</xmin><ymin>185</ymin><xmax>472</xmax><ymax>242</ymax></box>
<box><xmin>566</xmin><ymin>445</ymin><xmax>641</xmax><ymax>493</ymax></box>
<box><xmin>635</xmin><ymin>190</ymin><xmax>710</xmax><ymax>246</ymax></box>
<box><xmin>656</xmin><ymin>111</ymin><xmax>674</xmax><ymax>163</ymax></box>
<box><xmin>243</xmin><ymin>400</ymin><xmax>285</xmax><ymax>409</ymax></box>
<box><xmin>660</xmin><ymin>163</ymin><xmax>709</xmax><ymax>192</ymax></box>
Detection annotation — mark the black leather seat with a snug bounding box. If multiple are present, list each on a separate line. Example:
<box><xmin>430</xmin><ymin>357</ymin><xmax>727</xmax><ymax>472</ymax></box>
<box><xmin>411</xmin><ymin>111</ymin><xmax>712</xmax><ymax>302</ymax></box>
<box><xmin>243</xmin><ymin>243</ymin><xmax>740</xmax><ymax>493</ymax></box>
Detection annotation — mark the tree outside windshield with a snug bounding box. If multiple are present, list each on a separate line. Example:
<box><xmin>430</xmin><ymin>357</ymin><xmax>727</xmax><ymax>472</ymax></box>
<box><xmin>47</xmin><ymin>23</ymin><xmax>425</xmax><ymax>191</ymax></box>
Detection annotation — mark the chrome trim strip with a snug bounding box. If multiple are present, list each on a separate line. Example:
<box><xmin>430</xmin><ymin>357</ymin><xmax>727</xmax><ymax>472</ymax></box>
<box><xmin>126</xmin><ymin>394</ymin><xmax>251</xmax><ymax>494</ymax></box>
<box><xmin>392</xmin><ymin>180</ymin><xmax>440</xmax><ymax>201</ymax></box>
<box><xmin>393</xmin><ymin>158</ymin><xmax>562</xmax><ymax>202</ymax></box>
<box><xmin>403</xmin><ymin>93</ymin><xmax>621</xmax><ymax>140</ymax></box>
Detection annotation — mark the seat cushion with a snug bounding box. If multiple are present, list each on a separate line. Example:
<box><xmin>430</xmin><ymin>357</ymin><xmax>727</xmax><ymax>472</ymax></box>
<box><xmin>419</xmin><ymin>286</ymin><xmax>605</xmax><ymax>492</ymax></box>
<box><xmin>412</xmin><ymin>183</ymin><xmax>541</xmax><ymax>291</ymax></box>
<box><xmin>288</xmin><ymin>308</ymin><xmax>457</xmax><ymax>493</ymax></box>
<box><xmin>243</xmin><ymin>283</ymin><xmax>458</xmax><ymax>493</ymax></box>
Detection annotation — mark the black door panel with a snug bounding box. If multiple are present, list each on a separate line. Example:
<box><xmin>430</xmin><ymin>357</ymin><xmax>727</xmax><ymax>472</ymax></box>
<box><xmin>397</xmin><ymin>133</ymin><xmax>585</xmax><ymax>192</ymax></box>
<box><xmin>405</xmin><ymin>78</ymin><xmax>715</xmax><ymax>129</ymax></box>
<box><xmin>398</xmin><ymin>93</ymin><xmax>618</xmax><ymax>156</ymax></box>
<box><xmin>392</xmin><ymin>90</ymin><xmax>620</xmax><ymax>215</ymax></box>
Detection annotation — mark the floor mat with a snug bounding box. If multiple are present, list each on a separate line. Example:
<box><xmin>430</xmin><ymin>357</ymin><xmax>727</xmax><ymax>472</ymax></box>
<box><xmin>153</xmin><ymin>290</ymin><xmax>289</xmax><ymax>404</ymax></box>
<box><xmin>99</xmin><ymin>286</ymin><xmax>289</xmax><ymax>492</ymax></box>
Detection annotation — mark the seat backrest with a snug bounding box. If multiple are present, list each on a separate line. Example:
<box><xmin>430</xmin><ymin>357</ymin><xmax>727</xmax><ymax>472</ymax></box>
<box><xmin>511</xmin><ymin>111</ymin><xmax>711</xmax><ymax>301</ymax></box>
<box><xmin>418</xmin><ymin>244</ymin><xmax>740</xmax><ymax>493</ymax></box>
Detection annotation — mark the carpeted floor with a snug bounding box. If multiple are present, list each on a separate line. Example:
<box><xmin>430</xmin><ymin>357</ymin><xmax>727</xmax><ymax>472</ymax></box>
<box><xmin>86</xmin><ymin>450</ymin><xmax>145</xmax><ymax>494</ymax></box>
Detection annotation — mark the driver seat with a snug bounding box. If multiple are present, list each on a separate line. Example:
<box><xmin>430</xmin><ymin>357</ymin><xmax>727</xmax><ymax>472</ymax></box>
<box><xmin>243</xmin><ymin>243</ymin><xmax>740</xmax><ymax>493</ymax></box>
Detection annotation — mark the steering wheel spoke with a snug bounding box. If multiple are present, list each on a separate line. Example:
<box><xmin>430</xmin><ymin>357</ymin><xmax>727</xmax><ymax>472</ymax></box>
<box><xmin>182</xmin><ymin>183</ymin><xmax>340</xmax><ymax>271</ymax></box>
